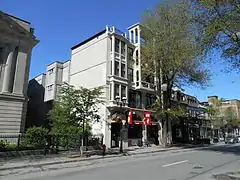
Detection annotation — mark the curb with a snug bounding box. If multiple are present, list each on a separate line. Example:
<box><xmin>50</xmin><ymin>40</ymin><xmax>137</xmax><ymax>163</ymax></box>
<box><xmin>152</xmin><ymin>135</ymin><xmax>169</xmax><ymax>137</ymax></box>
<box><xmin>0</xmin><ymin>145</ymin><xmax>210</xmax><ymax>172</ymax></box>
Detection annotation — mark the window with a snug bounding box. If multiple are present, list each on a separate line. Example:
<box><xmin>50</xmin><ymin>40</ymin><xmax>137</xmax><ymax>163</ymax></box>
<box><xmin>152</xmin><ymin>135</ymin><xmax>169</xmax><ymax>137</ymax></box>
<box><xmin>128</xmin><ymin>68</ymin><xmax>134</xmax><ymax>82</ymax></box>
<box><xmin>110</xmin><ymin>37</ymin><xmax>112</xmax><ymax>52</ymax></box>
<box><xmin>128</xmin><ymin>47</ymin><xmax>133</xmax><ymax>58</ymax></box>
<box><xmin>136</xmin><ymin>91</ymin><xmax>142</xmax><ymax>108</ymax></box>
<box><xmin>110</xmin><ymin>83</ymin><xmax>112</xmax><ymax>100</ymax></box>
<box><xmin>121</xmin><ymin>85</ymin><xmax>126</xmax><ymax>99</ymax></box>
<box><xmin>115</xmin><ymin>38</ymin><xmax>120</xmax><ymax>53</ymax></box>
<box><xmin>135</xmin><ymin>29</ymin><xmax>138</xmax><ymax>43</ymax></box>
<box><xmin>114</xmin><ymin>84</ymin><xmax>120</xmax><ymax>98</ymax></box>
<box><xmin>110</xmin><ymin>61</ymin><xmax>112</xmax><ymax>75</ymax></box>
<box><xmin>146</xmin><ymin>93</ymin><xmax>157</xmax><ymax>108</ymax></box>
<box><xmin>0</xmin><ymin>47</ymin><xmax>4</xmax><ymax>64</ymax></box>
<box><xmin>131</xmin><ymin>30</ymin><xmax>134</xmax><ymax>43</ymax></box>
<box><xmin>114</xmin><ymin>61</ymin><xmax>120</xmax><ymax>76</ymax></box>
<box><xmin>121</xmin><ymin>41</ymin><xmax>126</xmax><ymax>55</ymax></box>
<box><xmin>48</xmin><ymin>85</ymin><xmax>53</xmax><ymax>91</ymax></box>
<box><xmin>136</xmin><ymin>70</ymin><xmax>139</xmax><ymax>81</ymax></box>
<box><xmin>121</xmin><ymin>63</ymin><xmax>126</xmax><ymax>78</ymax></box>
<box><xmin>48</xmin><ymin>68</ymin><xmax>54</xmax><ymax>75</ymax></box>
<box><xmin>136</xmin><ymin>50</ymin><xmax>139</xmax><ymax>65</ymax></box>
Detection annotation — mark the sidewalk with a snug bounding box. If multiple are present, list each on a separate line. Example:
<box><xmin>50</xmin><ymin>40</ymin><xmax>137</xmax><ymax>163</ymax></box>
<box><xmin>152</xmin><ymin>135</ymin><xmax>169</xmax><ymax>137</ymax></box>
<box><xmin>0</xmin><ymin>144</ymin><xmax>207</xmax><ymax>172</ymax></box>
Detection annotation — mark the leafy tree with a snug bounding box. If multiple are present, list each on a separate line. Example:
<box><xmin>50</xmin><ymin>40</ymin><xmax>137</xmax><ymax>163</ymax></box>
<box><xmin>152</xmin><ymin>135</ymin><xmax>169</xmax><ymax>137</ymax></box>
<box><xmin>206</xmin><ymin>98</ymin><xmax>224</xmax><ymax>128</ymax></box>
<box><xmin>49</xmin><ymin>83</ymin><xmax>103</xmax><ymax>146</ymax></box>
<box><xmin>141</xmin><ymin>1</ymin><xmax>210</xmax><ymax>146</ymax></box>
<box><xmin>223</xmin><ymin>107</ymin><xmax>238</xmax><ymax>132</ymax></box>
<box><xmin>192</xmin><ymin>0</ymin><xmax>240</xmax><ymax>70</ymax></box>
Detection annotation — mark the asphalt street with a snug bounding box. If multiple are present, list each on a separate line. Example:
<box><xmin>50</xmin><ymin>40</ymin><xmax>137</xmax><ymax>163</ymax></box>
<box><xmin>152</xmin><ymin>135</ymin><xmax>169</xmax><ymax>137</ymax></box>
<box><xmin>2</xmin><ymin>143</ymin><xmax>240</xmax><ymax>180</ymax></box>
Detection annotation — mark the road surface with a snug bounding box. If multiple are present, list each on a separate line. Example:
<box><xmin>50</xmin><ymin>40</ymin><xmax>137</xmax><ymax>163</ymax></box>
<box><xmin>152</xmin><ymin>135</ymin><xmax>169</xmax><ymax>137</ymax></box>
<box><xmin>2</xmin><ymin>143</ymin><xmax>240</xmax><ymax>180</ymax></box>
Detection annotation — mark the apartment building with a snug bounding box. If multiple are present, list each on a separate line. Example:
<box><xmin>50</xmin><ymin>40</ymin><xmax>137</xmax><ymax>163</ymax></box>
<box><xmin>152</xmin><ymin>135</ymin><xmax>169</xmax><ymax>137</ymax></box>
<box><xmin>44</xmin><ymin>60</ymin><xmax>71</xmax><ymax>102</ymax></box>
<box><xmin>0</xmin><ymin>12</ymin><xmax>38</xmax><ymax>135</ymax></box>
<box><xmin>26</xmin><ymin>60</ymin><xmax>70</xmax><ymax>130</ymax></box>
<box><xmin>207</xmin><ymin>96</ymin><xmax>240</xmax><ymax>135</ymax></box>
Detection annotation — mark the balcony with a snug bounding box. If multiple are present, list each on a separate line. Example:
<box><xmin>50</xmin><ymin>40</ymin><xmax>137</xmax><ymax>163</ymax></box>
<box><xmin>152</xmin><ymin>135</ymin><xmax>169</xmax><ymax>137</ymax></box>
<box><xmin>135</xmin><ymin>81</ymin><xmax>156</xmax><ymax>91</ymax></box>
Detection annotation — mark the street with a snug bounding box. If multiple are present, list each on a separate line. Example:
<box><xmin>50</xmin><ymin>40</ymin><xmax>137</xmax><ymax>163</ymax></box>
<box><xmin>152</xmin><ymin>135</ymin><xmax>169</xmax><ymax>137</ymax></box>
<box><xmin>2</xmin><ymin>143</ymin><xmax>240</xmax><ymax>180</ymax></box>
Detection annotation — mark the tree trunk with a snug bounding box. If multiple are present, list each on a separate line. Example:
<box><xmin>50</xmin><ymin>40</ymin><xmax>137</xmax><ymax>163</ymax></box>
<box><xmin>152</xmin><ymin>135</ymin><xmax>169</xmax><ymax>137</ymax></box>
<box><xmin>168</xmin><ymin>117</ymin><xmax>173</xmax><ymax>145</ymax></box>
<box><xmin>162</xmin><ymin>117</ymin><xmax>168</xmax><ymax>148</ymax></box>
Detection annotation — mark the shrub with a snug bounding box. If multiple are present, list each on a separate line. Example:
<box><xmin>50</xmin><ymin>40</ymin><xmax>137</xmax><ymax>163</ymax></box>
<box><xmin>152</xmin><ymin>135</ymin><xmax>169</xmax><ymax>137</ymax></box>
<box><xmin>23</xmin><ymin>126</ymin><xmax>49</xmax><ymax>148</ymax></box>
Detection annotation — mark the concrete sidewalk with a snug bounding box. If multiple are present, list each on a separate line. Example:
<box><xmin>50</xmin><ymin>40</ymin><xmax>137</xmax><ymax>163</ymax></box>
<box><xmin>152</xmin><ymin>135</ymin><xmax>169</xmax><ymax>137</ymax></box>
<box><xmin>0</xmin><ymin>144</ymin><xmax>208</xmax><ymax>172</ymax></box>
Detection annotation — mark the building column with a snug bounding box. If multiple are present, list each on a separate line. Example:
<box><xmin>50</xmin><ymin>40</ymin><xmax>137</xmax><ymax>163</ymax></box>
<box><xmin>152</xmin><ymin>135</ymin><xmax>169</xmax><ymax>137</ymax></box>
<box><xmin>104</xmin><ymin>117</ymin><xmax>111</xmax><ymax>149</ymax></box>
<box><xmin>2</xmin><ymin>45</ymin><xmax>15</xmax><ymax>93</ymax></box>
<box><xmin>112</xmin><ymin>36</ymin><xmax>115</xmax><ymax>75</ymax></box>
<box><xmin>13</xmin><ymin>46</ymin><xmax>28</xmax><ymax>95</ymax></box>
<box><xmin>138</xmin><ymin>28</ymin><xmax>141</xmax><ymax>44</ymax></box>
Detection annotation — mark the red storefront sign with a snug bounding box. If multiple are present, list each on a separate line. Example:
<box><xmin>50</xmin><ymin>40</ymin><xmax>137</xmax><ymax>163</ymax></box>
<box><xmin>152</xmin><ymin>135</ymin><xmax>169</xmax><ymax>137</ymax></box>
<box><xmin>144</xmin><ymin>111</ymin><xmax>152</xmax><ymax>126</ymax></box>
<box><xmin>127</xmin><ymin>109</ymin><xmax>133</xmax><ymax>124</ymax></box>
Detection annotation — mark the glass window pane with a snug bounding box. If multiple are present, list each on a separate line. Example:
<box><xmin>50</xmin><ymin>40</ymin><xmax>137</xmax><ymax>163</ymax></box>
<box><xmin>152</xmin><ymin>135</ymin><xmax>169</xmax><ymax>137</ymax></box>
<box><xmin>114</xmin><ymin>84</ymin><xmax>120</xmax><ymax>98</ymax></box>
<box><xmin>121</xmin><ymin>63</ymin><xmax>126</xmax><ymax>78</ymax></box>
<box><xmin>115</xmin><ymin>38</ymin><xmax>120</xmax><ymax>53</ymax></box>
<box><xmin>121</xmin><ymin>85</ymin><xmax>126</xmax><ymax>98</ymax></box>
<box><xmin>121</xmin><ymin>41</ymin><xmax>126</xmax><ymax>55</ymax></box>
<box><xmin>114</xmin><ymin>61</ymin><xmax>119</xmax><ymax>76</ymax></box>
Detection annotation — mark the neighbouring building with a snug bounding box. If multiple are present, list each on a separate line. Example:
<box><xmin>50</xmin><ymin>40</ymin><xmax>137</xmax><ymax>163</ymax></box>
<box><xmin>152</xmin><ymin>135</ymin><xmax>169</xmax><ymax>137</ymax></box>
<box><xmin>206</xmin><ymin>96</ymin><xmax>240</xmax><ymax>135</ymax></box>
<box><xmin>0</xmin><ymin>11</ymin><xmax>38</xmax><ymax>135</ymax></box>
<box><xmin>26</xmin><ymin>60</ymin><xmax>70</xmax><ymax>129</ymax></box>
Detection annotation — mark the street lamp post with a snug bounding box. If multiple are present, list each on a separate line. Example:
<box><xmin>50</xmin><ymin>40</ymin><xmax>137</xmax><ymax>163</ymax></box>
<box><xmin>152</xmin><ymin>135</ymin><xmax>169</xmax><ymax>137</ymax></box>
<box><xmin>115</xmin><ymin>96</ymin><xmax>127</xmax><ymax>153</ymax></box>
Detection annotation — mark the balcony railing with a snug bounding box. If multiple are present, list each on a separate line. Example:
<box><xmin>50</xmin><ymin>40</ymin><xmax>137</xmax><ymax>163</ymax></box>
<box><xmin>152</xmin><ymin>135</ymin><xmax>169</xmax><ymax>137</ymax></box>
<box><xmin>135</xmin><ymin>81</ymin><xmax>156</xmax><ymax>91</ymax></box>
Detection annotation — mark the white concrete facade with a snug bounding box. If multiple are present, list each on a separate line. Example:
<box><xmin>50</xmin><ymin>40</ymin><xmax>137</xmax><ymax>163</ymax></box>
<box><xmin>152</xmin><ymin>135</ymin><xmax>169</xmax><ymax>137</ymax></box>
<box><xmin>0</xmin><ymin>12</ymin><xmax>38</xmax><ymax>134</ymax></box>
<box><xmin>69</xmin><ymin>24</ymin><xmax>157</xmax><ymax>148</ymax></box>
<box><xmin>34</xmin><ymin>60</ymin><xmax>71</xmax><ymax>102</ymax></box>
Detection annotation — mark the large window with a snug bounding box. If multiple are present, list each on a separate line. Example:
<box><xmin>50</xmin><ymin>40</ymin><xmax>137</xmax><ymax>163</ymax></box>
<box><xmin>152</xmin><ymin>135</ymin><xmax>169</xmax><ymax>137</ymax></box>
<box><xmin>136</xmin><ymin>91</ymin><xmax>142</xmax><ymax>108</ymax></box>
<box><xmin>128</xmin><ymin>68</ymin><xmax>134</xmax><ymax>82</ymax></box>
<box><xmin>121</xmin><ymin>41</ymin><xmax>126</xmax><ymax>55</ymax></box>
<box><xmin>136</xmin><ymin>50</ymin><xmax>139</xmax><ymax>65</ymax></box>
<box><xmin>128</xmin><ymin>47</ymin><xmax>133</xmax><ymax>58</ymax></box>
<box><xmin>146</xmin><ymin>93</ymin><xmax>157</xmax><ymax>108</ymax></box>
<box><xmin>110</xmin><ymin>83</ymin><xmax>112</xmax><ymax>100</ymax></box>
<box><xmin>128</xmin><ymin>90</ymin><xmax>136</xmax><ymax>108</ymax></box>
<box><xmin>114</xmin><ymin>61</ymin><xmax>119</xmax><ymax>76</ymax></box>
<box><xmin>0</xmin><ymin>47</ymin><xmax>4</xmax><ymax>65</ymax></box>
<box><xmin>121</xmin><ymin>85</ymin><xmax>126</xmax><ymax>99</ymax></box>
<box><xmin>115</xmin><ymin>38</ymin><xmax>120</xmax><ymax>53</ymax></box>
<box><xmin>136</xmin><ymin>70</ymin><xmax>139</xmax><ymax>81</ymax></box>
<box><xmin>121</xmin><ymin>63</ymin><xmax>126</xmax><ymax>78</ymax></box>
<box><xmin>114</xmin><ymin>84</ymin><xmax>120</xmax><ymax>98</ymax></box>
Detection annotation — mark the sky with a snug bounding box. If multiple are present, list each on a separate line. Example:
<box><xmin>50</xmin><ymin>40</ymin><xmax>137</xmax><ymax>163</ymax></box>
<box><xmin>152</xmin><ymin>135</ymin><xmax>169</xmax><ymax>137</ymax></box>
<box><xmin>1</xmin><ymin>0</ymin><xmax>240</xmax><ymax>102</ymax></box>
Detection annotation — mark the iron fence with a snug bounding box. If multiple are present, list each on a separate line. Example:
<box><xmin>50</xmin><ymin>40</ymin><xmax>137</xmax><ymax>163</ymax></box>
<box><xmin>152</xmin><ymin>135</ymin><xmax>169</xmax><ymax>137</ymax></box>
<box><xmin>0</xmin><ymin>134</ymin><xmax>102</xmax><ymax>155</ymax></box>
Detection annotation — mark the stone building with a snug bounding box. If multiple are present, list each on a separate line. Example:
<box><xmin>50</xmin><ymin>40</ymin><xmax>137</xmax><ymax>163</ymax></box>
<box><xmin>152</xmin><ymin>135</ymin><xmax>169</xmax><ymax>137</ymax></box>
<box><xmin>0</xmin><ymin>11</ymin><xmax>38</xmax><ymax>135</ymax></box>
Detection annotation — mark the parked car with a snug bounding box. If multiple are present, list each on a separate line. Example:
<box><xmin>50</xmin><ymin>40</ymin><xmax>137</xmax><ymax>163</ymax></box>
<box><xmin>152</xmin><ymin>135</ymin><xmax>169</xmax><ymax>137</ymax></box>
<box><xmin>225</xmin><ymin>135</ymin><xmax>238</xmax><ymax>144</ymax></box>
<box><xmin>237</xmin><ymin>136</ymin><xmax>240</xmax><ymax>143</ymax></box>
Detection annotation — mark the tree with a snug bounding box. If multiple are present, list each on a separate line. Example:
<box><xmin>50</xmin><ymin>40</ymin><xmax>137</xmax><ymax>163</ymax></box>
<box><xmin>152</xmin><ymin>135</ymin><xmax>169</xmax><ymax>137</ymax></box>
<box><xmin>223</xmin><ymin>107</ymin><xmax>238</xmax><ymax>133</ymax></box>
<box><xmin>141</xmin><ymin>1</ymin><xmax>210</xmax><ymax>147</ymax></box>
<box><xmin>49</xmin><ymin>83</ymin><xmax>103</xmax><ymax>146</ymax></box>
<box><xmin>192</xmin><ymin>0</ymin><xmax>240</xmax><ymax>70</ymax></box>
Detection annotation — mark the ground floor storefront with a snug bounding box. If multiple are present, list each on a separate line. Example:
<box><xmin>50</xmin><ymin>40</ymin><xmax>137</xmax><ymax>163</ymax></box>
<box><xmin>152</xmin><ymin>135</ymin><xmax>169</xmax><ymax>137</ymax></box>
<box><xmin>106</xmin><ymin>107</ymin><xmax>211</xmax><ymax>148</ymax></box>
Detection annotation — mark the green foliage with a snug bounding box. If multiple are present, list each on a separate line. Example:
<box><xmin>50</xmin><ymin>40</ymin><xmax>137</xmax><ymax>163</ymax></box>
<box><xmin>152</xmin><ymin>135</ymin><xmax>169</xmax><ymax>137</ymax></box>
<box><xmin>141</xmin><ymin>1</ymin><xmax>210</xmax><ymax>90</ymax></box>
<box><xmin>223</xmin><ymin>107</ymin><xmax>238</xmax><ymax>129</ymax></box>
<box><xmin>49</xmin><ymin>83</ymin><xmax>104</xmax><ymax>136</ymax></box>
<box><xmin>141</xmin><ymin>1</ymin><xmax>211</xmax><ymax>146</ymax></box>
<box><xmin>192</xmin><ymin>0</ymin><xmax>240</xmax><ymax>70</ymax></box>
<box><xmin>24</xmin><ymin>126</ymin><xmax>48</xmax><ymax>148</ymax></box>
